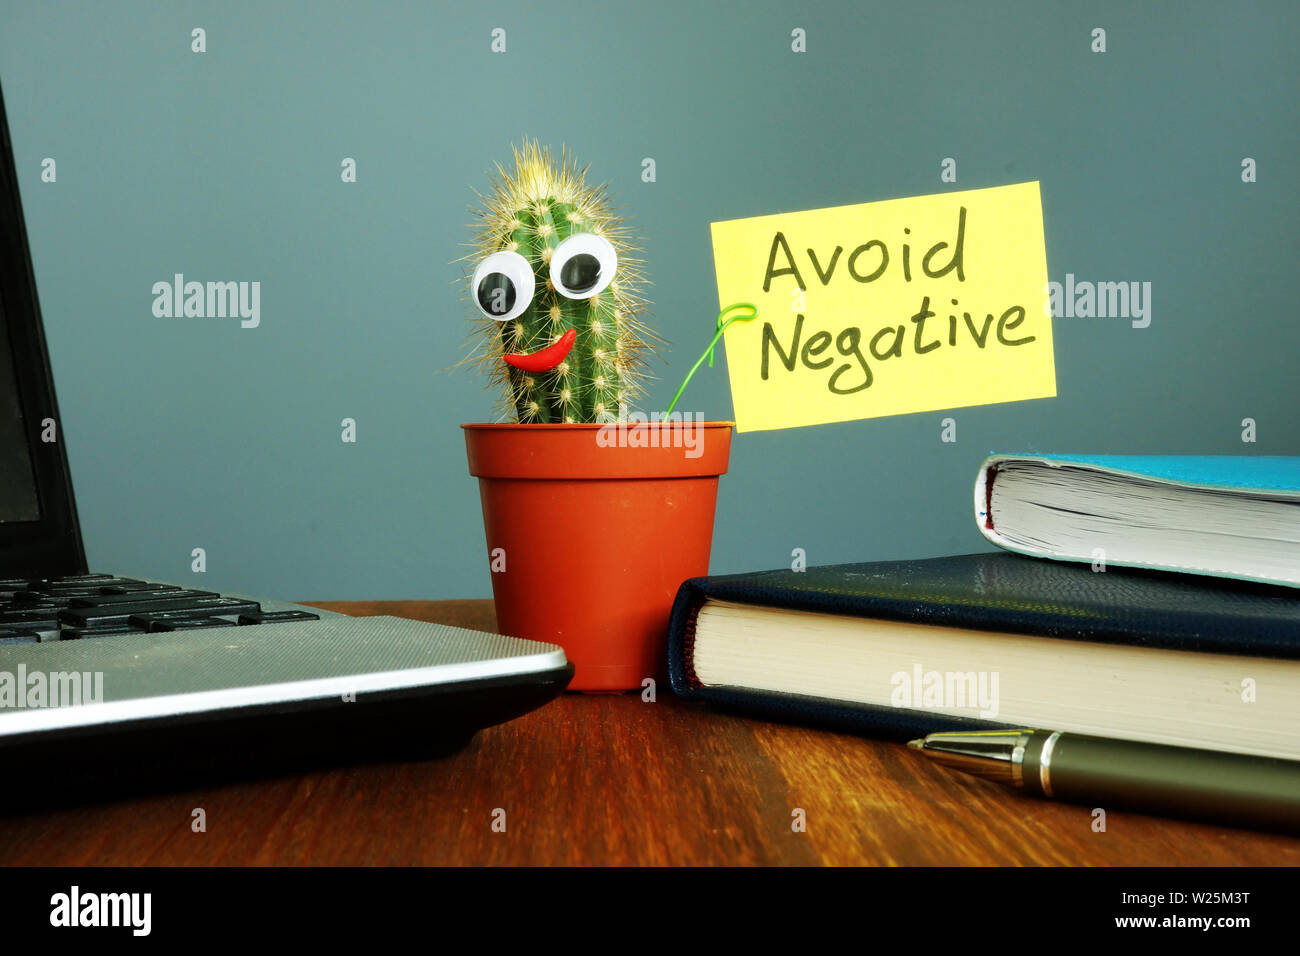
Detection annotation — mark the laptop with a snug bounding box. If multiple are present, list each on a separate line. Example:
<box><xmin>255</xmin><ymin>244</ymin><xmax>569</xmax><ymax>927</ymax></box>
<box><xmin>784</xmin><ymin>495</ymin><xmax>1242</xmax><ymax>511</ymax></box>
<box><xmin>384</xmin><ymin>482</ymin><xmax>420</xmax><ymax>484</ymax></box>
<box><xmin>0</xmin><ymin>82</ymin><xmax>571</xmax><ymax>798</ymax></box>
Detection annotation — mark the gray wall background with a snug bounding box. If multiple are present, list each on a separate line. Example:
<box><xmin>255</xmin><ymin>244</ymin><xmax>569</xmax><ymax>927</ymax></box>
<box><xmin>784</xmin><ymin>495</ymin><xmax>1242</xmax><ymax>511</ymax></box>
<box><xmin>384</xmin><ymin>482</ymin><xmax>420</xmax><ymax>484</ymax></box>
<box><xmin>2</xmin><ymin>0</ymin><xmax>1296</xmax><ymax>599</ymax></box>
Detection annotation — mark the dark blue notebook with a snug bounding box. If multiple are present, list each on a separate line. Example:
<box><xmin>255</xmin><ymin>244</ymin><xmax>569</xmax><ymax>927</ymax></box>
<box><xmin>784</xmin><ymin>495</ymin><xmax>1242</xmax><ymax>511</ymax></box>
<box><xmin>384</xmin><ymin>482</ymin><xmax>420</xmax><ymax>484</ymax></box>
<box><xmin>666</xmin><ymin>553</ymin><xmax>1300</xmax><ymax>753</ymax></box>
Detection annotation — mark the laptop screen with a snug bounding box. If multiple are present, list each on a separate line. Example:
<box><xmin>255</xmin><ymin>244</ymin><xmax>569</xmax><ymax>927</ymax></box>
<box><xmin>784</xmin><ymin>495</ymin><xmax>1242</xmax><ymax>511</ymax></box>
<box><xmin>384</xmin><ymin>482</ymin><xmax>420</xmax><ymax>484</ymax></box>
<box><xmin>0</xmin><ymin>279</ymin><xmax>41</xmax><ymax>523</ymax></box>
<box><xmin>0</xmin><ymin>79</ymin><xmax>84</xmax><ymax>574</ymax></box>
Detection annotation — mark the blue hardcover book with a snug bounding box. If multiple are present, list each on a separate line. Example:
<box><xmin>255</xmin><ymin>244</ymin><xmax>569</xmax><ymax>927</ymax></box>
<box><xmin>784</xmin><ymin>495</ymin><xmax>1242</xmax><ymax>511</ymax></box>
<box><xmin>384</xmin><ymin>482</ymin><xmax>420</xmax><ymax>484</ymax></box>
<box><xmin>975</xmin><ymin>455</ymin><xmax>1300</xmax><ymax>587</ymax></box>
<box><xmin>666</xmin><ymin>553</ymin><xmax>1300</xmax><ymax>759</ymax></box>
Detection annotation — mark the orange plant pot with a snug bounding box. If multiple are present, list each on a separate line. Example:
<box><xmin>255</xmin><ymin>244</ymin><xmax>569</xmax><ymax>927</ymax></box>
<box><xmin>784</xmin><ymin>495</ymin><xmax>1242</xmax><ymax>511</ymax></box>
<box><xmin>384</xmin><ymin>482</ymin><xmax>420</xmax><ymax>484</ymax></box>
<box><xmin>463</xmin><ymin>421</ymin><xmax>733</xmax><ymax>692</ymax></box>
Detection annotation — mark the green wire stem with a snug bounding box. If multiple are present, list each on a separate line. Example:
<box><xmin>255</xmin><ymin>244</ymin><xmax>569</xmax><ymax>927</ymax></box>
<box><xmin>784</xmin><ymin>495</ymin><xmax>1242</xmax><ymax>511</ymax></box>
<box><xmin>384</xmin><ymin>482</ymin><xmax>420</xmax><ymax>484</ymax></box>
<box><xmin>663</xmin><ymin>302</ymin><xmax>759</xmax><ymax>416</ymax></box>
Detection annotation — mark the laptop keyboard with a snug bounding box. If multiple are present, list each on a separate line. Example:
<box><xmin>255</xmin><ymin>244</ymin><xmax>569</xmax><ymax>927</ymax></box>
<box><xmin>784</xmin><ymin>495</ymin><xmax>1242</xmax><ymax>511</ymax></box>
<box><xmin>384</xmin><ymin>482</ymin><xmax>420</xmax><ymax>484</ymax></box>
<box><xmin>0</xmin><ymin>574</ymin><xmax>319</xmax><ymax>645</ymax></box>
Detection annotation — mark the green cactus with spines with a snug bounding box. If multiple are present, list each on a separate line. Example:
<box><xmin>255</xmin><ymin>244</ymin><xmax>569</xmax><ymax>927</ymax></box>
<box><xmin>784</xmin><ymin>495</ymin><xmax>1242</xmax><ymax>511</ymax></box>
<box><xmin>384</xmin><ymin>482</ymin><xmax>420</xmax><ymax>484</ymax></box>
<box><xmin>464</xmin><ymin>140</ymin><xmax>654</xmax><ymax>423</ymax></box>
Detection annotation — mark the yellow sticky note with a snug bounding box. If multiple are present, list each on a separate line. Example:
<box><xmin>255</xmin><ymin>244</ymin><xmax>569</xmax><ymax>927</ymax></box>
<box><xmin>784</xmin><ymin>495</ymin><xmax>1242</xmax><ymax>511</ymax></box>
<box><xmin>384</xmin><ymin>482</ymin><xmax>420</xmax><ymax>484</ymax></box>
<box><xmin>710</xmin><ymin>182</ymin><xmax>1055</xmax><ymax>432</ymax></box>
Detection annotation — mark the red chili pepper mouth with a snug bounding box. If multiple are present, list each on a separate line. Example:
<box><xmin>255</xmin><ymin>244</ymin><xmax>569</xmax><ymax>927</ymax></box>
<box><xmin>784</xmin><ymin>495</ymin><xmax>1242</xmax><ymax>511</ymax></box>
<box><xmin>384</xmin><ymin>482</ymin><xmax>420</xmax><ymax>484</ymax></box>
<box><xmin>503</xmin><ymin>328</ymin><xmax>577</xmax><ymax>373</ymax></box>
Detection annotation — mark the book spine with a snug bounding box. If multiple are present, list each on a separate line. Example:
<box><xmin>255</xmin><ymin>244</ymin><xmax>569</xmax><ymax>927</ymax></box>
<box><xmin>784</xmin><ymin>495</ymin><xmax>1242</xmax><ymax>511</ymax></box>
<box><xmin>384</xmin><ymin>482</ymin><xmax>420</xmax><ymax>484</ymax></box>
<box><xmin>666</xmin><ymin>579</ymin><xmax>709</xmax><ymax>696</ymax></box>
<box><xmin>974</xmin><ymin>456</ymin><xmax>997</xmax><ymax>532</ymax></box>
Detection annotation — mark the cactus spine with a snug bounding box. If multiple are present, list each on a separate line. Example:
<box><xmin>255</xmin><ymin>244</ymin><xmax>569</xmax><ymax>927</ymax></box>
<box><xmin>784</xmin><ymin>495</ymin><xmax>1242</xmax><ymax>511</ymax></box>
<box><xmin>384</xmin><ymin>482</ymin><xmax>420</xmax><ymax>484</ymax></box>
<box><xmin>466</xmin><ymin>140</ymin><xmax>651</xmax><ymax>423</ymax></box>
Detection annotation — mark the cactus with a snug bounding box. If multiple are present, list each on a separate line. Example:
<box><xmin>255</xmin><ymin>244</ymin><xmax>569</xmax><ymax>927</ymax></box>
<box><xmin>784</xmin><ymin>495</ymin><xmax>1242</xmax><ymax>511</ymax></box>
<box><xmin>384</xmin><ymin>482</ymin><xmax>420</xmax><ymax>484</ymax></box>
<box><xmin>464</xmin><ymin>140</ymin><xmax>653</xmax><ymax>423</ymax></box>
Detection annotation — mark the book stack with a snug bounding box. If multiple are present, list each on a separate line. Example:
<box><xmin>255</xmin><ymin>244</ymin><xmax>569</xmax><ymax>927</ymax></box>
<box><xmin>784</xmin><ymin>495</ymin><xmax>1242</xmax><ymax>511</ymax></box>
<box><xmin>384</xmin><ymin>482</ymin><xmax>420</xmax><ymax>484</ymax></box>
<box><xmin>667</xmin><ymin>455</ymin><xmax>1300</xmax><ymax>761</ymax></box>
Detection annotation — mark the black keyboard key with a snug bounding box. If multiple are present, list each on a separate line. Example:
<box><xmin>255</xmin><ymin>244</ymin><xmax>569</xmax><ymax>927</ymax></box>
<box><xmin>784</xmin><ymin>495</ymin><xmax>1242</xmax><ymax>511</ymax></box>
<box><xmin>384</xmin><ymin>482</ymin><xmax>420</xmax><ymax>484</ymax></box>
<box><xmin>28</xmin><ymin>574</ymin><xmax>118</xmax><ymax>586</ymax></box>
<box><xmin>0</xmin><ymin>628</ymin><xmax>40</xmax><ymax>645</ymax></box>
<box><xmin>238</xmin><ymin>610</ymin><xmax>320</xmax><ymax>625</ymax></box>
<box><xmin>0</xmin><ymin>619</ymin><xmax>57</xmax><ymax>633</ymax></box>
<box><xmin>12</xmin><ymin>591</ymin><xmax>78</xmax><ymax>606</ymax></box>
<box><xmin>29</xmin><ymin>578</ymin><xmax>144</xmax><ymax>594</ymax></box>
<box><xmin>128</xmin><ymin>613</ymin><xmax>243</xmax><ymax>629</ymax></box>
<box><xmin>0</xmin><ymin>604</ymin><xmax>65</xmax><ymax>625</ymax></box>
<box><xmin>60</xmin><ymin>596</ymin><xmax>259</xmax><ymax>628</ymax></box>
<box><xmin>67</xmin><ymin>589</ymin><xmax>217</xmax><ymax>609</ymax></box>
<box><xmin>61</xmin><ymin>624</ymin><xmax>147</xmax><ymax>640</ymax></box>
<box><xmin>0</xmin><ymin>578</ymin><xmax>30</xmax><ymax>598</ymax></box>
<box><xmin>98</xmin><ymin>583</ymin><xmax>182</xmax><ymax>595</ymax></box>
<box><xmin>133</xmin><ymin>615</ymin><xmax>236</xmax><ymax>633</ymax></box>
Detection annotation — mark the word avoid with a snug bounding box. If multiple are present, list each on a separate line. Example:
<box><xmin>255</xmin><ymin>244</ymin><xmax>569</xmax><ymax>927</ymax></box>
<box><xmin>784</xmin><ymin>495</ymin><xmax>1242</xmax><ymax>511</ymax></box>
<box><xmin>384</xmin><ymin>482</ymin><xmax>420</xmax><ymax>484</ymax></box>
<box><xmin>710</xmin><ymin>182</ymin><xmax>1056</xmax><ymax>431</ymax></box>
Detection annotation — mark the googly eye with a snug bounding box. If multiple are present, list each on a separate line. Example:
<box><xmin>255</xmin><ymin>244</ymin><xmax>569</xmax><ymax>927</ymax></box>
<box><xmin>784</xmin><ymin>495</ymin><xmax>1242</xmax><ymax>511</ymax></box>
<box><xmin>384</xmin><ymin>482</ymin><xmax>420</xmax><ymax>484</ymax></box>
<box><xmin>550</xmin><ymin>233</ymin><xmax>617</xmax><ymax>299</ymax></box>
<box><xmin>473</xmin><ymin>250</ymin><xmax>535</xmax><ymax>321</ymax></box>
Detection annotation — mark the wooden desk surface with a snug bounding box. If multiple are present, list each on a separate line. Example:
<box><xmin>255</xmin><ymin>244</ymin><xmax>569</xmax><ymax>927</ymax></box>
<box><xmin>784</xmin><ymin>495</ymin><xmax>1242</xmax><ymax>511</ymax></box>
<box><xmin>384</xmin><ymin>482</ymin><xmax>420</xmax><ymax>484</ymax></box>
<box><xmin>2</xmin><ymin>599</ymin><xmax>1297</xmax><ymax>866</ymax></box>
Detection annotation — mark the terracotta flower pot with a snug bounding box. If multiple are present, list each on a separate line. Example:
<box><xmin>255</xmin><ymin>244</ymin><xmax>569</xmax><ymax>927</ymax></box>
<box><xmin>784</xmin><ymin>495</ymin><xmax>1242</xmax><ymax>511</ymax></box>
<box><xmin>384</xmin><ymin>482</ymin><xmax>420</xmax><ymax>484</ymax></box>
<box><xmin>463</xmin><ymin>421</ymin><xmax>733</xmax><ymax>692</ymax></box>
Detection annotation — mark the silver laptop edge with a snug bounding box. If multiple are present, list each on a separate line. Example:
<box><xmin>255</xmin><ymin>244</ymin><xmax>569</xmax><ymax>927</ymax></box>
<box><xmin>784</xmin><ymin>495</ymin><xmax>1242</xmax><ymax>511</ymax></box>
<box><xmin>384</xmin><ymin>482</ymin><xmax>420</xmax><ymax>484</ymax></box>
<box><xmin>1</xmin><ymin>614</ymin><xmax>569</xmax><ymax>739</ymax></box>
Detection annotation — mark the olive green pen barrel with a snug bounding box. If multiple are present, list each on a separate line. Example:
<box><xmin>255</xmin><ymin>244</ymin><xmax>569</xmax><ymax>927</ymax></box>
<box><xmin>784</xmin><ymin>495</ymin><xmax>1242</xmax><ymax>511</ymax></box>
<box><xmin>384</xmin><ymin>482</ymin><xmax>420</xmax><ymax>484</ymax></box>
<box><xmin>1019</xmin><ymin>731</ymin><xmax>1300</xmax><ymax>832</ymax></box>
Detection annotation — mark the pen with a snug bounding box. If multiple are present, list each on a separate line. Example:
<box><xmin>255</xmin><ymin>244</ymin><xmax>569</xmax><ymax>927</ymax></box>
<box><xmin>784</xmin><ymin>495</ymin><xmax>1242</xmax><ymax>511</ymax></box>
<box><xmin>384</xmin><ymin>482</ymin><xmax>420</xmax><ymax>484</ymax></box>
<box><xmin>909</xmin><ymin>729</ymin><xmax>1300</xmax><ymax>833</ymax></box>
